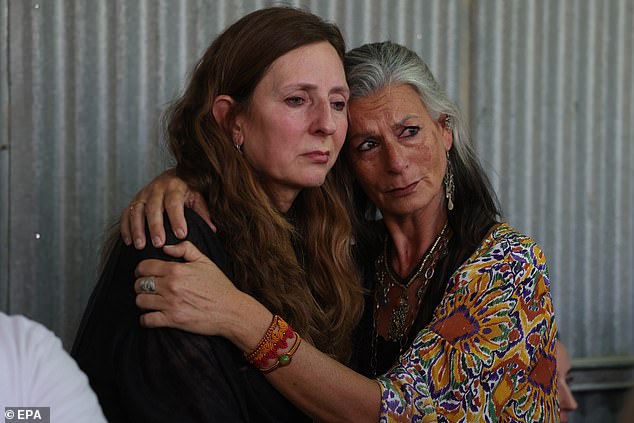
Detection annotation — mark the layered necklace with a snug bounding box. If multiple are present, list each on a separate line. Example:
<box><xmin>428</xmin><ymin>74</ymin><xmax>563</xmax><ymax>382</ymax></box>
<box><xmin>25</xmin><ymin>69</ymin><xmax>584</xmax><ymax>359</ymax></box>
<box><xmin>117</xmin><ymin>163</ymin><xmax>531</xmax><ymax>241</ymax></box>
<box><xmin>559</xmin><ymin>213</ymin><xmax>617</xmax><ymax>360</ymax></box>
<box><xmin>371</xmin><ymin>222</ymin><xmax>451</xmax><ymax>374</ymax></box>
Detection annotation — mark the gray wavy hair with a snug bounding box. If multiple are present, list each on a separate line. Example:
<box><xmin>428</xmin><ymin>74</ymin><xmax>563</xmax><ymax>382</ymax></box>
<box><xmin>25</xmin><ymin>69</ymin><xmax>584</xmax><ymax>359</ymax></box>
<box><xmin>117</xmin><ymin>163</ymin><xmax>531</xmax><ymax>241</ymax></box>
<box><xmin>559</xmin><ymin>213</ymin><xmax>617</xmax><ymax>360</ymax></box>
<box><xmin>343</xmin><ymin>41</ymin><xmax>500</xmax><ymax>246</ymax></box>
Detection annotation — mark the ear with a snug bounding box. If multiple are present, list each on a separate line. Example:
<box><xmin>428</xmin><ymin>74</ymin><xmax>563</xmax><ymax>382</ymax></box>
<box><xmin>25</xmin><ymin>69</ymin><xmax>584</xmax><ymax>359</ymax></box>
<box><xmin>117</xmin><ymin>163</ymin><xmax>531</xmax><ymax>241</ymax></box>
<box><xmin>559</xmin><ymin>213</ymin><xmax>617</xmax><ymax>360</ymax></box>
<box><xmin>212</xmin><ymin>95</ymin><xmax>243</xmax><ymax>145</ymax></box>
<box><xmin>439</xmin><ymin>114</ymin><xmax>454</xmax><ymax>151</ymax></box>
<box><xmin>211</xmin><ymin>95</ymin><xmax>234</xmax><ymax>125</ymax></box>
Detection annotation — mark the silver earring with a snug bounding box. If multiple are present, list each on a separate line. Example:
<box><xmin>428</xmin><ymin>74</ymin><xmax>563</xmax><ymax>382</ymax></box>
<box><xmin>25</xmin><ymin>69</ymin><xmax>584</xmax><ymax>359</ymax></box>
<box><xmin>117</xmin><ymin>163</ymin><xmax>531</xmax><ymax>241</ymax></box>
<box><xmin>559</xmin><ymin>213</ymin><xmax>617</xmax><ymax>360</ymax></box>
<box><xmin>234</xmin><ymin>142</ymin><xmax>243</xmax><ymax>153</ymax></box>
<box><xmin>444</xmin><ymin>151</ymin><xmax>455</xmax><ymax>211</ymax></box>
<box><xmin>444</xmin><ymin>115</ymin><xmax>455</xmax><ymax>132</ymax></box>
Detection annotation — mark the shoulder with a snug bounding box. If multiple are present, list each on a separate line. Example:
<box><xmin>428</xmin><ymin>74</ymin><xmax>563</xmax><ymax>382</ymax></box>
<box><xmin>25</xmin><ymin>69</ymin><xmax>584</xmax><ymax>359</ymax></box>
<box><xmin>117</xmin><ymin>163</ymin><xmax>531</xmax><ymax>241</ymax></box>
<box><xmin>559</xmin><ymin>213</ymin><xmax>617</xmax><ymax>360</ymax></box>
<box><xmin>163</xmin><ymin>208</ymin><xmax>216</xmax><ymax>247</ymax></box>
<box><xmin>127</xmin><ymin>207</ymin><xmax>230</xmax><ymax>272</ymax></box>
<box><xmin>444</xmin><ymin>223</ymin><xmax>550</xmax><ymax>304</ymax></box>
<box><xmin>469</xmin><ymin>223</ymin><xmax>548</xmax><ymax>273</ymax></box>
<box><xmin>0</xmin><ymin>313</ymin><xmax>106</xmax><ymax>421</ymax></box>
<box><xmin>179</xmin><ymin>208</ymin><xmax>231</xmax><ymax>273</ymax></box>
<box><xmin>0</xmin><ymin>313</ymin><xmax>54</xmax><ymax>367</ymax></box>
<box><xmin>0</xmin><ymin>313</ymin><xmax>50</xmax><ymax>403</ymax></box>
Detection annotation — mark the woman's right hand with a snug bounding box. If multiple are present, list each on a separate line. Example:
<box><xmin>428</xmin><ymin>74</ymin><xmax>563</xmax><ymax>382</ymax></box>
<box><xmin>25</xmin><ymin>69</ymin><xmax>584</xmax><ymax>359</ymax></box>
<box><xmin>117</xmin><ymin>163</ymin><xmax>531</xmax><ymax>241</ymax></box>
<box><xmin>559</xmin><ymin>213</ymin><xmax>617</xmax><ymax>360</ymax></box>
<box><xmin>134</xmin><ymin>241</ymin><xmax>272</xmax><ymax>351</ymax></box>
<box><xmin>120</xmin><ymin>169</ymin><xmax>213</xmax><ymax>249</ymax></box>
<box><xmin>135</xmin><ymin>241</ymin><xmax>382</xmax><ymax>423</ymax></box>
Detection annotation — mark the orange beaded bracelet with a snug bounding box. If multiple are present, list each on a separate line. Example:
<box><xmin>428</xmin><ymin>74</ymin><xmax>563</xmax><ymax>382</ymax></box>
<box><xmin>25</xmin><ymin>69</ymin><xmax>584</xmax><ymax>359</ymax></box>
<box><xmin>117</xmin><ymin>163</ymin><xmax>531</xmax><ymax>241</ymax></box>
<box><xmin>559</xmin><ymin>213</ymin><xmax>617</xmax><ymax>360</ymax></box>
<box><xmin>244</xmin><ymin>315</ymin><xmax>285</xmax><ymax>365</ymax></box>
<box><xmin>244</xmin><ymin>315</ymin><xmax>301</xmax><ymax>373</ymax></box>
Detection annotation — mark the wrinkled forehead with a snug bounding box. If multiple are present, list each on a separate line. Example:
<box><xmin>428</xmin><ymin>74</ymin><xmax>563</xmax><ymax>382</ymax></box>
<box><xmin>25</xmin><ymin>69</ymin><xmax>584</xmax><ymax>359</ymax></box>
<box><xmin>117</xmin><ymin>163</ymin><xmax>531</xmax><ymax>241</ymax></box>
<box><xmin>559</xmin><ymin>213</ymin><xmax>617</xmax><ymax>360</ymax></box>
<box><xmin>348</xmin><ymin>84</ymin><xmax>431</xmax><ymax>127</ymax></box>
<box><xmin>264</xmin><ymin>42</ymin><xmax>347</xmax><ymax>88</ymax></box>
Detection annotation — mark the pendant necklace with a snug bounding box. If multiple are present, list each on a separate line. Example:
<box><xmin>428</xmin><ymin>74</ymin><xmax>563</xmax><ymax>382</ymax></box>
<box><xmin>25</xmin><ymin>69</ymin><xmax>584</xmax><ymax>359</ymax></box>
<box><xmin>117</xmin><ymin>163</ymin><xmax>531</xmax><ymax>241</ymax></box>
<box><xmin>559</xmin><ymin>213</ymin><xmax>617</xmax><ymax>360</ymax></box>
<box><xmin>370</xmin><ymin>222</ymin><xmax>451</xmax><ymax>375</ymax></box>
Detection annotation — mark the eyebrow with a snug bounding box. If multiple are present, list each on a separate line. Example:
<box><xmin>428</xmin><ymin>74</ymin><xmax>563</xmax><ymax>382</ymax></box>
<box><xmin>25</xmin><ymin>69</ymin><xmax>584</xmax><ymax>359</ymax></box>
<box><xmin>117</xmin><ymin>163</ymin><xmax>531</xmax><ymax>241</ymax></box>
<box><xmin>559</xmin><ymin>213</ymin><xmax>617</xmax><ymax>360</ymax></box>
<box><xmin>347</xmin><ymin>130</ymin><xmax>374</xmax><ymax>142</ymax></box>
<box><xmin>392</xmin><ymin>114</ymin><xmax>419</xmax><ymax>130</ymax></box>
<box><xmin>349</xmin><ymin>114</ymin><xmax>421</xmax><ymax>140</ymax></box>
<box><xmin>282</xmin><ymin>83</ymin><xmax>350</xmax><ymax>96</ymax></box>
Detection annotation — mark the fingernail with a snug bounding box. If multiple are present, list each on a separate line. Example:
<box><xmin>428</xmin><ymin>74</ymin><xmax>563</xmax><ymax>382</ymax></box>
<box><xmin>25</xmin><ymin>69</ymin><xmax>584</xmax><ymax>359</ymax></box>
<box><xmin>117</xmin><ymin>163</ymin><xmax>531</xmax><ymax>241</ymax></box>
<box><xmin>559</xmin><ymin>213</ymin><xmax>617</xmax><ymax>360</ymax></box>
<box><xmin>134</xmin><ymin>238</ymin><xmax>144</xmax><ymax>249</ymax></box>
<box><xmin>176</xmin><ymin>228</ymin><xmax>186</xmax><ymax>239</ymax></box>
<box><xmin>123</xmin><ymin>236</ymin><xmax>131</xmax><ymax>245</ymax></box>
<box><xmin>152</xmin><ymin>236</ymin><xmax>162</xmax><ymax>247</ymax></box>
<box><xmin>163</xmin><ymin>244</ymin><xmax>174</xmax><ymax>249</ymax></box>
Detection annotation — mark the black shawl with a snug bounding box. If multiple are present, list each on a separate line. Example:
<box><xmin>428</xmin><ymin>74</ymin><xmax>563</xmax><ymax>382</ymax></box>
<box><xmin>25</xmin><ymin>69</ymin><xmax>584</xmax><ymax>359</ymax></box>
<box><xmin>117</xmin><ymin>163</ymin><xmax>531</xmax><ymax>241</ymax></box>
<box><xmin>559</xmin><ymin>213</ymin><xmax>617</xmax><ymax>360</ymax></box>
<box><xmin>72</xmin><ymin>209</ymin><xmax>309</xmax><ymax>422</ymax></box>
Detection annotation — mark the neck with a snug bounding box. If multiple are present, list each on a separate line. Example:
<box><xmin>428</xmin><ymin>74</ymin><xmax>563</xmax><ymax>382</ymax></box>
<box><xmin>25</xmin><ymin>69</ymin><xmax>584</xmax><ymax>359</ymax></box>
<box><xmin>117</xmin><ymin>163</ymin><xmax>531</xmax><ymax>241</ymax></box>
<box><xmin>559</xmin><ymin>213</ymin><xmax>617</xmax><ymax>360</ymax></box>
<box><xmin>383</xmin><ymin>206</ymin><xmax>448</xmax><ymax>278</ymax></box>
<box><xmin>267</xmin><ymin>186</ymin><xmax>301</xmax><ymax>213</ymax></box>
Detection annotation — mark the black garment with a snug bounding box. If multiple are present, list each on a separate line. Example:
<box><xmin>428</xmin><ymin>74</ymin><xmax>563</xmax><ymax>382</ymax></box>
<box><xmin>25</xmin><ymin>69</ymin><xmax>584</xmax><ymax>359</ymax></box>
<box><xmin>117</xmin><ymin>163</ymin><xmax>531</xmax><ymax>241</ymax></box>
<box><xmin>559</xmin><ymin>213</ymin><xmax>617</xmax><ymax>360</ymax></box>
<box><xmin>72</xmin><ymin>209</ymin><xmax>309</xmax><ymax>423</ymax></box>
<box><xmin>352</xmin><ymin>221</ymin><xmax>483</xmax><ymax>377</ymax></box>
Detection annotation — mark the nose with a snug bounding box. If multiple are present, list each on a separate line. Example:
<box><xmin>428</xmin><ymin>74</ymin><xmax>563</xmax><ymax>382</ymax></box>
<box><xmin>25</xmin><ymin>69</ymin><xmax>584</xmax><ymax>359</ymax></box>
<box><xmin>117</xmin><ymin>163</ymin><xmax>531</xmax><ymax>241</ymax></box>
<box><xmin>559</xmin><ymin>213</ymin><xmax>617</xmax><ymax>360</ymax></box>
<box><xmin>567</xmin><ymin>390</ymin><xmax>578</xmax><ymax>411</ymax></box>
<box><xmin>560</xmin><ymin>383</ymin><xmax>578</xmax><ymax>413</ymax></box>
<box><xmin>382</xmin><ymin>140</ymin><xmax>407</xmax><ymax>173</ymax></box>
<box><xmin>311</xmin><ymin>100</ymin><xmax>337</xmax><ymax>136</ymax></box>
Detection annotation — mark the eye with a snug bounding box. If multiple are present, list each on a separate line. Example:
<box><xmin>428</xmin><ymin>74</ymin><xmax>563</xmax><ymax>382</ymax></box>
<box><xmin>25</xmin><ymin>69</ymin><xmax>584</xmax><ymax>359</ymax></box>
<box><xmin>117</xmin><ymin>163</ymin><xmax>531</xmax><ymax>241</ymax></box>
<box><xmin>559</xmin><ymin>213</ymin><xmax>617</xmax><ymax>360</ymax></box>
<box><xmin>357</xmin><ymin>139</ymin><xmax>378</xmax><ymax>152</ymax></box>
<box><xmin>399</xmin><ymin>125</ymin><xmax>420</xmax><ymax>138</ymax></box>
<box><xmin>285</xmin><ymin>96</ymin><xmax>306</xmax><ymax>106</ymax></box>
<box><xmin>330</xmin><ymin>96</ymin><xmax>347</xmax><ymax>112</ymax></box>
<box><xmin>331</xmin><ymin>100</ymin><xmax>347</xmax><ymax>112</ymax></box>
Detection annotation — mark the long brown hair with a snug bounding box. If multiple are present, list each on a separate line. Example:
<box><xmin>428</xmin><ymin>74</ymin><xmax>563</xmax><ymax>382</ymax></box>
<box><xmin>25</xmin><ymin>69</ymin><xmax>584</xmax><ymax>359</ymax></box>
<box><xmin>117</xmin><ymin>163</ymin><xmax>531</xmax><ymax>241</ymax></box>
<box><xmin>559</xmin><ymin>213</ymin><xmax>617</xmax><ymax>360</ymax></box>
<box><xmin>164</xmin><ymin>7</ymin><xmax>363</xmax><ymax>361</ymax></box>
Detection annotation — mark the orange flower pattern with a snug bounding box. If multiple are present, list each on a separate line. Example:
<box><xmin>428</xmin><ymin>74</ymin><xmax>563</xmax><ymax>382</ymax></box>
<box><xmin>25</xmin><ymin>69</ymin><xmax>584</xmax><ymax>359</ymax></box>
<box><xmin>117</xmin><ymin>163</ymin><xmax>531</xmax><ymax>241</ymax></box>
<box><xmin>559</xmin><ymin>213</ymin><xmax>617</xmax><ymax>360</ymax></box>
<box><xmin>376</xmin><ymin>224</ymin><xmax>558</xmax><ymax>422</ymax></box>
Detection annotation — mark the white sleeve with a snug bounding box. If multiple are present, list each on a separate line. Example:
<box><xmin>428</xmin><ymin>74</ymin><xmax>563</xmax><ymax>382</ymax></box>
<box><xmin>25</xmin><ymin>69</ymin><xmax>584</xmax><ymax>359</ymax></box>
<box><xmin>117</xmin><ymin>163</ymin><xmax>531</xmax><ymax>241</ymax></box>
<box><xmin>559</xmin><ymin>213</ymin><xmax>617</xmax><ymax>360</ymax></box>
<box><xmin>0</xmin><ymin>313</ymin><xmax>106</xmax><ymax>422</ymax></box>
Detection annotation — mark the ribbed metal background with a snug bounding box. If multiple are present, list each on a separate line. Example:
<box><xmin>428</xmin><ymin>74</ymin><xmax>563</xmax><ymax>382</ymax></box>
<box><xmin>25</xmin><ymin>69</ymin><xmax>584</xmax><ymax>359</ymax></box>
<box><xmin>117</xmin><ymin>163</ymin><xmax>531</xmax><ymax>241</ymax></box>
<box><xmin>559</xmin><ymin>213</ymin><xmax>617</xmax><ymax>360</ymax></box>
<box><xmin>1</xmin><ymin>0</ymin><xmax>474</xmax><ymax>348</ymax></box>
<box><xmin>471</xmin><ymin>0</ymin><xmax>634</xmax><ymax>359</ymax></box>
<box><xmin>1</xmin><ymin>0</ymin><xmax>633</xmax><ymax>419</ymax></box>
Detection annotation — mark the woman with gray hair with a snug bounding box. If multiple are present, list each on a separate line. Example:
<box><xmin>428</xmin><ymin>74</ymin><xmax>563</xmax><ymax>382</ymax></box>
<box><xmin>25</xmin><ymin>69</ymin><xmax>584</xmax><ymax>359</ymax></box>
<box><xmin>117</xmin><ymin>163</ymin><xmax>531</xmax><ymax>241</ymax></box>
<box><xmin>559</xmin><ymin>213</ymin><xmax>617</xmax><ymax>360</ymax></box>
<box><xmin>124</xmin><ymin>41</ymin><xmax>558</xmax><ymax>421</ymax></box>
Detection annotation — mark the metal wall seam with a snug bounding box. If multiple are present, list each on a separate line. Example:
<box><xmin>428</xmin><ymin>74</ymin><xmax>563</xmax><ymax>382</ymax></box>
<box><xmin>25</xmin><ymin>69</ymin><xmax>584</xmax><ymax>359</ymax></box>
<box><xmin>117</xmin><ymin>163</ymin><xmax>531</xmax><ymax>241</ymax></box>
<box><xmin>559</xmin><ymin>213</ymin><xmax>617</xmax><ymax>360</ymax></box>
<box><xmin>612</xmin><ymin>0</ymin><xmax>634</xmax><ymax>355</ymax></box>
<box><xmin>0</xmin><ymin>0</ymin><xmax>9</xmax><ymax>311</ymax></box>
<box><xmin>623</xmin><ymin>0</ymin><xmax>634</xmax><ymax>356</ymax></box>
<box><xmin>551</xmin><ymin>0</ymin><xmax>567</xmax><ymax>339</ymax></box>
<box><xmin>8</xmin><ymin>0</ymin><xmax>37</xmax><ymax>318</ymax></box>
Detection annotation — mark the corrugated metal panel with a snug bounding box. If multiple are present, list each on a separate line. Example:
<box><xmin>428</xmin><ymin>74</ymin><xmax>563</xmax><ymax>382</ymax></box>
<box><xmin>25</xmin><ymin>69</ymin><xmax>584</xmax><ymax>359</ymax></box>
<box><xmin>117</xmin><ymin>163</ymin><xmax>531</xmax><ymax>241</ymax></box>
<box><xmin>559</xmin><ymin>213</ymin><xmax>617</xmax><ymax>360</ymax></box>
<box><xmin>1</xmin><ymin>0</ymin><xmax>9</xmax><ymax>311</ymax></box>
<box><xmin>2</xmin><ymin>0</ymin><xmax>471</xmax><ymax>348</ymax></box>
<box><xmin>2</xmin><ymin>2</ymin><xmax>633</xmax><ymax>419</ymax></box>
<box><xmin>471</xmin><ymin>0</ymin><xmax>634</xmax><ymax>360</ymax></box>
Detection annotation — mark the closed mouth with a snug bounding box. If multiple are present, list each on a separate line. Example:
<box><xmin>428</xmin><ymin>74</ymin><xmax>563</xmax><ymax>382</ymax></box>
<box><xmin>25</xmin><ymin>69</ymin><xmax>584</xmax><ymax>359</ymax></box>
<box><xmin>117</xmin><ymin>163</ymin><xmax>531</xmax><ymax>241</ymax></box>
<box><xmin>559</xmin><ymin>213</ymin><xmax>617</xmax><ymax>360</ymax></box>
<box><xmin>387</xmin><ymin>180</ymin><xmax>418</xmax><ymax>194</ymax></box>
<box><xmin>303</xmin><ymin>151</ymin><xmax>330</xmax><ymax>163</ymax></box>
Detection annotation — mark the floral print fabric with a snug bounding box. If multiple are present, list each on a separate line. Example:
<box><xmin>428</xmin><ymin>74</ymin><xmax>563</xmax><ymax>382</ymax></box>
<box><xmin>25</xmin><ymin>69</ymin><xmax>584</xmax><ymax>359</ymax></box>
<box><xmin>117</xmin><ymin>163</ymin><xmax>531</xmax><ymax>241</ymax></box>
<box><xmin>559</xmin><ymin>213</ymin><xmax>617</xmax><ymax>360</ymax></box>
<box><xmin>376</xmin><ymin>224</ymin><xmax>558</xmax><ymax>422</ymax></box>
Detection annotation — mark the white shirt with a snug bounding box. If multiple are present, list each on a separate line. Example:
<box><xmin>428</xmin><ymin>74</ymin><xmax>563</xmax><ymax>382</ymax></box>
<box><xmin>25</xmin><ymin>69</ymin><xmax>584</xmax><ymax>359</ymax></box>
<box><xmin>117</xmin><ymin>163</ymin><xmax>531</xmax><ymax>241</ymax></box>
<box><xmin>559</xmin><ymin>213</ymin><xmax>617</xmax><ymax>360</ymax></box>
<box><xmin>0</xmin><ymin>312</ymin><xmax>106</xmax><ymax>422</ymax></box>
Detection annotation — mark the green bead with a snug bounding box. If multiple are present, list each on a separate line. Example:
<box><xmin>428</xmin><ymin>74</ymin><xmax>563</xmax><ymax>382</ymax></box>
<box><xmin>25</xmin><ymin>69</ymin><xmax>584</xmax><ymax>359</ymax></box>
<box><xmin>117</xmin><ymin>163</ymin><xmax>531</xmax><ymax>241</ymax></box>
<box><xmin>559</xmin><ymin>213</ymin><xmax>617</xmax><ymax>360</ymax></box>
<box><xmin>278</xmin><ymin>354</ymin><xmax>291</xmax><ymax>366</ymax></box>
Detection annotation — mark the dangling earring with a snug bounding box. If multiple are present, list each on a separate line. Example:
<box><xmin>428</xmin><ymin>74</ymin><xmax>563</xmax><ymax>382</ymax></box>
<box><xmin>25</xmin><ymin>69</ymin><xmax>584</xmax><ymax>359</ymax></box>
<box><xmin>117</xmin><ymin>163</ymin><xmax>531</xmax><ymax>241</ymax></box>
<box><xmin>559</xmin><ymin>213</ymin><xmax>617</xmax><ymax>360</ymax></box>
<box><xmin>444</xmin><ymin>151</ymin><xmax>455</xmax><ymax>211</ymax></box>
<box><xmin>443</xmin><ymin>115</ymin><xmax>454</xmax><ymax>132</ymax></box>
<box><xmin>233</xmin><ymin>128</ymin><xmax>243</xmax><ymax>153</ymax></box>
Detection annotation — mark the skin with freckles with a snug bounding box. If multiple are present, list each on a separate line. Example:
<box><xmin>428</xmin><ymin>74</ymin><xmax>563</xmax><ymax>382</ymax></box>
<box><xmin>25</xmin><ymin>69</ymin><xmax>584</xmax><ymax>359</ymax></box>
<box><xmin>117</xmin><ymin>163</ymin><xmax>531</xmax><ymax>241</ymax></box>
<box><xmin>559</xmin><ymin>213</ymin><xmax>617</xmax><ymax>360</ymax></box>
<box><xmin>346</xmin><ymin>83</ymin><xmax>455</xmax><ymax>339</ymax></box>
<box><xmin>346</xmin><ymin>83</ymin><xmax>452</xmax><ymax>282</ymax></box>
<box><xmin>347</xmin><ymin>83</ymin><xmax>452</xmax><ymax>224</ymax></box>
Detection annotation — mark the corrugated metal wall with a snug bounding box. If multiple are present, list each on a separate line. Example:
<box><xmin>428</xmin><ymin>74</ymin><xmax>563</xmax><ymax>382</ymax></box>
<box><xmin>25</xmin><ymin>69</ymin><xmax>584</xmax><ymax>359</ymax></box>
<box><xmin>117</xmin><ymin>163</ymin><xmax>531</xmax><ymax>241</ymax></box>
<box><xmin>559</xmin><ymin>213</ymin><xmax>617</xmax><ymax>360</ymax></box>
<box><xmin>1</xmin><ymin>0</ymin><xmax>633</xmax><ymax>420</ymax></box>
<box><xmin>472</xmin><ymin>0</ymin><xmax>634</xmax><ymax>359</ymax></box>
<box><xmin>0</xmin><ymin>1</ymin><xmax>8</xmax><ymax>313</ymax></box>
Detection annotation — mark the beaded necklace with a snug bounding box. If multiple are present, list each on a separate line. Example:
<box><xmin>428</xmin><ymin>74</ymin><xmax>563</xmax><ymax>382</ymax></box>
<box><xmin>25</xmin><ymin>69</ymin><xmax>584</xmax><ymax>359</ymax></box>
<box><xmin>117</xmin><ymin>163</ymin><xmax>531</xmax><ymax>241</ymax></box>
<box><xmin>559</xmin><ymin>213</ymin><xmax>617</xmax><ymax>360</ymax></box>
<box><xmin>370</xmin><ymin>222</ymin><xmax>451</xmax><ymax>375</ymax></box>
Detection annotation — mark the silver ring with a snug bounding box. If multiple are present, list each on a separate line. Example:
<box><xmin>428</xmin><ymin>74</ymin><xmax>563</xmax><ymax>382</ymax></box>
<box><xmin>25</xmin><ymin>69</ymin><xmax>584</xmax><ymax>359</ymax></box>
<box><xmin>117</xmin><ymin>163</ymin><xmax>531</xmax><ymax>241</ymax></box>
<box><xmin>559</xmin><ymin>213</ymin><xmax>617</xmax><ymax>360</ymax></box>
<box><xmin>140</xmin><ymin>276</ymin><xmax>157</xmax><ymax>294</ymax></box>
<box><xmin>129</xmin><ymin>200</ymin><xmax>146</xmax><ymax>213</ymax></box>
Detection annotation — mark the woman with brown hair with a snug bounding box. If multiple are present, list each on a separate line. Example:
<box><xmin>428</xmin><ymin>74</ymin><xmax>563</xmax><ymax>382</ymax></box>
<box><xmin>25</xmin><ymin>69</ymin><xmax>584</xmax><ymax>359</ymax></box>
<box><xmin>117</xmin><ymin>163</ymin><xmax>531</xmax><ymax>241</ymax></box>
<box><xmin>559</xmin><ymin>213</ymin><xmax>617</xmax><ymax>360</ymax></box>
<box><xmin>124</xmin><ymin>41</ymin><xmax>557</xmax><ymax>421</ymax></box>
<box><xmin>71</xmin><ymin>7</ymin><xmax>363</xmax><ymax>422</ymax></box>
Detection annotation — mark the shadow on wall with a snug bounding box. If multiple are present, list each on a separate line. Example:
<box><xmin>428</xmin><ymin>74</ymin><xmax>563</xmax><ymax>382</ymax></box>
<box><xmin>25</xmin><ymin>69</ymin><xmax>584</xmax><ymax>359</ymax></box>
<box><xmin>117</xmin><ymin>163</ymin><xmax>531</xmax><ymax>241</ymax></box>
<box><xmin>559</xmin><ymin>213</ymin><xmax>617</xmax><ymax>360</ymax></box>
<box><xmin>570</xmin><ymin>387</ymin><xmax>634</xmax><ymax>423</ymax></box>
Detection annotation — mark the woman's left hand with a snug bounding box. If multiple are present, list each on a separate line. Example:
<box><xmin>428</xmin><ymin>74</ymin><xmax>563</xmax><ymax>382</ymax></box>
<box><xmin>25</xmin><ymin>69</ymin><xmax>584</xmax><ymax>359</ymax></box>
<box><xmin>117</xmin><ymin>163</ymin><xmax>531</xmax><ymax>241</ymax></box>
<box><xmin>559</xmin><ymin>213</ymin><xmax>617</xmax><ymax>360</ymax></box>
<box><xmin>134</xmin><ymin>241</ymin><xmax>243</xmax><ymax>337</ymax></box>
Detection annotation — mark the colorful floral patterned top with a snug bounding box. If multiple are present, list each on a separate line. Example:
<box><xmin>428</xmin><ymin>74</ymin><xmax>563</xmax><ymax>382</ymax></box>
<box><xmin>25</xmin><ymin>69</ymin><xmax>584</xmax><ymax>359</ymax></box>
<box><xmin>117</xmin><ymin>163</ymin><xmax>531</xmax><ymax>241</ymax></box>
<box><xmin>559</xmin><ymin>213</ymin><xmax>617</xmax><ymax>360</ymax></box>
<box><xmin>376</xmin><ymin>223</ymin><xmax>558</xmax><ymax>422</ymax></box>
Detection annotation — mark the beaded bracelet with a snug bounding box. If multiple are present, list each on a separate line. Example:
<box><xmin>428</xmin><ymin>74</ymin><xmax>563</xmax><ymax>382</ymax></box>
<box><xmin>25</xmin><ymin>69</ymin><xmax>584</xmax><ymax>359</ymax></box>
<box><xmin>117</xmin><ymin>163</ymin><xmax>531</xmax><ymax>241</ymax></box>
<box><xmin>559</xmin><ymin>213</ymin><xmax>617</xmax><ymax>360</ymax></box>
<box><xmin>261</xmin><ymin>333</ymin><xmax>301</xmax><ymax>374</ymax></box>
<box><xmin>252</xmin><ymin>320</ymin><xmax>291</xmax><ymax>368</ymax></box>
<box><xmin>244</xmin><ymin>314</ymin><xmax>301</xmax><ymax>373</ymax></box>
<box><xmin>244</xmin><ymin>314</ymin><xmax>288</xmax><ymax>364</ymax></box>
